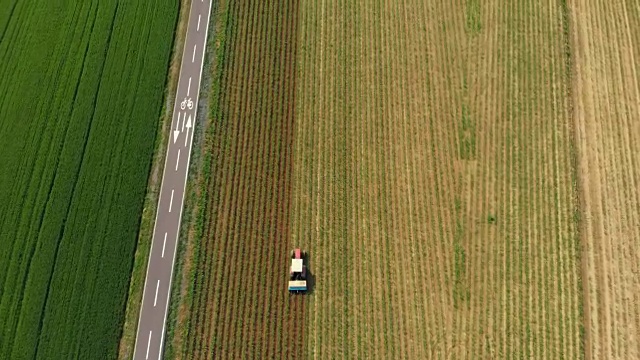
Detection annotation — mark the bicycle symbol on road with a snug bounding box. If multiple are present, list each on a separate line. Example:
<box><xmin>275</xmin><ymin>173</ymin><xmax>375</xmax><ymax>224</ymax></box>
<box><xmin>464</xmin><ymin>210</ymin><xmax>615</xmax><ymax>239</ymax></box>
<box><xmin>180</xmin><ymin>97</ymin><xmax>194</xmax><ymax>110</ymax></box>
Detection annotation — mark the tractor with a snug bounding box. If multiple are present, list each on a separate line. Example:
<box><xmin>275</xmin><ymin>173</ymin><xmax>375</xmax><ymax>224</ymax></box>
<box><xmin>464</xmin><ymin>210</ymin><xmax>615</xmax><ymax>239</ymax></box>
<box><xmin>288</xmin><ymin>248</ymin><xmax>307</xmax><ymax>294</ymax></box>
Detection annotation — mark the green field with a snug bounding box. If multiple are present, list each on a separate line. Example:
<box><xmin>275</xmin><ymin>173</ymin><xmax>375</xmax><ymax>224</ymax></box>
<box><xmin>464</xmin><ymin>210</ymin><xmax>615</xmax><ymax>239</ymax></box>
<box><xmin>0</xmin><ymin>1</ymin><xmax>177</xmax><ymax>358</ymax></box>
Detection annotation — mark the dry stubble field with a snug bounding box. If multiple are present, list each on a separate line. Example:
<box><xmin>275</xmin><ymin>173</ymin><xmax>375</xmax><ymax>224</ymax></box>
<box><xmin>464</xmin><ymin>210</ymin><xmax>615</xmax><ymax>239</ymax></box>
<box><xmin>569</xmin><ymin>0</ymin><xmax>640</xmax><ymax>358</ymax></box>
<box><xmin>292</xmin><ymin>0</ymin><xmax>582</xmax><ymax>358</ymax></box>
<box><xmin>163</xmin><ymin>0</ymin><xmax>640</xmax><ymax>359</ymax></box>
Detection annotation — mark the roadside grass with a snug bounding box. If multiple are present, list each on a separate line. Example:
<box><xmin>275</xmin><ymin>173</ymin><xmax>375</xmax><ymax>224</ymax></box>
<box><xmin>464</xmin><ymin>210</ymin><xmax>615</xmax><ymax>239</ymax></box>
<box><xmin>116</xmin><ymin>1</ymin><xmax>188</xmax><ymax>358</ymax></box>
<box><xmin>162</xmin><ymin>1</ymin><xmax>230</xmax><ymax>358</ymax></box>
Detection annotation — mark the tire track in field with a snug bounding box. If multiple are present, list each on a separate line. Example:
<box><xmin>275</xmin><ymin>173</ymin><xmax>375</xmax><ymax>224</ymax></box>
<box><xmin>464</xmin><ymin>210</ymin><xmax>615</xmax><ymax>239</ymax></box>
<box><xmin>324</xmin><ymin>0</ymin><xmax>339</xmax><ymax>354</ymax></box>
<box><xmin>289</xmin><ymin>0</ymin><xmax>311</xmax><ymax>354</ymax></box>
<box><xmin>556</xmin><ymin>1</ymin><xmax>582</xmax><ymax>355</ymax></box>
<box><xmin>281</xmin><ymin>0</ymin><xmax>304</xmax><ymax>357</ymax></box>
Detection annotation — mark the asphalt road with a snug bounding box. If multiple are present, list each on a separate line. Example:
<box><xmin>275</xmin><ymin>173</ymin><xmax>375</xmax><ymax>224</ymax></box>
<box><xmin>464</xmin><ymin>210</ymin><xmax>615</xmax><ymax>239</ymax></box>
<box><xmin>132</xmin><ymin>1</ymin><xmax>212</xmax><ymax>359</ymax></box>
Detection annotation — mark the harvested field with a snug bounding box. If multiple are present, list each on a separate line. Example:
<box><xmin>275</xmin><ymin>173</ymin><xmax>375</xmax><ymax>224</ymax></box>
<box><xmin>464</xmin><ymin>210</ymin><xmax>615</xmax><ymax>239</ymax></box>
<box><xmin>166</xmin><ymin>0</ymin><xmax>640</xmax><ymax>358</ymax></box>
<box><xmin>568</xmin><ymin>0</ymin><xmax>640</xmax><ymax>358</ymax></box>
<box><xmin>291</xmin><ymin>0</ymin><xmax>582</xmax><ymax>358</ymax></box>
<box><xmin>170</xmin><ymin>0</ymin><xmax>303</xmax><ymax>358</ymax></box>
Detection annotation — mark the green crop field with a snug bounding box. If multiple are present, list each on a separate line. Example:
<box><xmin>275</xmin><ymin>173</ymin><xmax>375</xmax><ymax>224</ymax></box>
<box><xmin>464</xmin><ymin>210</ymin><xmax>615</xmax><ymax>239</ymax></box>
<box><xmin>0</xmin><ymin>1</ymin><xmax>178</xmax><ymax>358</ymax></box>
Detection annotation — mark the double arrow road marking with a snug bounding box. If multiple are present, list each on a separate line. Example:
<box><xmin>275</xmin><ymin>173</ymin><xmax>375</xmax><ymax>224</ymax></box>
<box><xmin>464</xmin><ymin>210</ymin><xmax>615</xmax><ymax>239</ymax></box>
<box><xmin>173</xmin><ymin>113</ymin><xmax>192</xmax><ymax>145</ymax></box>
<box><xmin>133</xmin><ymin>0</ymin><xmax>212</xmax><ymax>358</ymax></box>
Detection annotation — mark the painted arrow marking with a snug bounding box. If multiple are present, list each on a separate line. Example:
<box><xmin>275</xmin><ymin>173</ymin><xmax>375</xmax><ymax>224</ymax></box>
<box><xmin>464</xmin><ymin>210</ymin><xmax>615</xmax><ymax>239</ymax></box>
<box><xmin>184</xmin><ymin>115</ymin><xmax>192</xmax><ymax>147</ymax></box>
<box><xmin>173</xmin><ymin>113</ymin><xmax>181</xmax><ymax>143</ymax></box>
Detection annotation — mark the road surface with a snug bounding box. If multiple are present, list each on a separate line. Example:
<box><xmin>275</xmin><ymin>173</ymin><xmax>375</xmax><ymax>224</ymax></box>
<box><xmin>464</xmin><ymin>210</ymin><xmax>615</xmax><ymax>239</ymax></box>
<box><xmin>132</xmin><ymin>1</ymin><xmax>212</xmax><ymax>359</ymax></box>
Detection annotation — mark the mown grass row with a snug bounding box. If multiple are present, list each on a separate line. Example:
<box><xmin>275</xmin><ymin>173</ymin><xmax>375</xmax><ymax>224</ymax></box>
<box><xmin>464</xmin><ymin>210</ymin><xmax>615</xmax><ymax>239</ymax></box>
<box><xmin>568</xmin><ymin>0</ymin><xmax>640</xmax><ymax>358</ymax></box>
<box><xmin>0</xmin><ymin>1</ymin><xmax>177</xmax><ymax>358</ymax></box>
<box><xmin>291</xmin><ymin>0</ymin><xmax>584</xmax><ymax>359</ymax></box>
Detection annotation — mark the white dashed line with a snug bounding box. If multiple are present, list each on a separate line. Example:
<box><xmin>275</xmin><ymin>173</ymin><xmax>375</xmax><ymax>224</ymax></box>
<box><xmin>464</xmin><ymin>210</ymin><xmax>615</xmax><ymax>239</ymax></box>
<box><xmin>135</xmin><ymin>2</ymin><xmax>212</xmax><ymax>359</ymax></box>
<box><xmin>146</xmin><ymin>331</ymin><xmax>152</xmax><ymax>359</ymax></box>
<box><xmin>154</xmin><ymin>280</ymin><xmax>160</xmax><ymax>307</ymax></box>
<box><xmin>162</xmin><ymin>232</ymin><xmax>167</xmax><ymax>258</ymax></box>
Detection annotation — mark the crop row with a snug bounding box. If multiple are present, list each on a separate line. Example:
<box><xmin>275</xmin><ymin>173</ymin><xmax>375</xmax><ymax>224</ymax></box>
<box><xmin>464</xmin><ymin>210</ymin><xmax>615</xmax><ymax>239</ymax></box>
<box><xmin>291</xmin><ymin>0</ymin><xmax>583</xmax><ymax>359</ymax></box>
<box><xmin>0</xmin><ymin>0</ymin><xmax>177</xmax><ymax>358</ymax></box>
<box><xmin>569</xmin><ymin>0</ymin><xmax>640</xmax><ymax>358</ymax></box>
<box><xmin>172</xmin><ymin>0</ymin><xmax>303</xmax><ymax>359</ymax></box>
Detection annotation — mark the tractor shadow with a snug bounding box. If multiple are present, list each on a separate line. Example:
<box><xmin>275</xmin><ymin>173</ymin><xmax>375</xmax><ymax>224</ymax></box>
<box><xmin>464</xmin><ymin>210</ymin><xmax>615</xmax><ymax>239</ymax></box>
<box><xmin>303</xmin><ymin>253</ymin><xmax>315</xmax><ymax>295</ymax></box>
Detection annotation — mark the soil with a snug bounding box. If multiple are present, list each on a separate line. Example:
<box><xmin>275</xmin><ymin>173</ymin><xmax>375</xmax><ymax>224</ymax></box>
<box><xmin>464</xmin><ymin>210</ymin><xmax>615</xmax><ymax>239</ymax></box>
<box><xmin>181</xmin><ymin>0</ymin><xmax>303</xmax><ymax>358</ymax></box>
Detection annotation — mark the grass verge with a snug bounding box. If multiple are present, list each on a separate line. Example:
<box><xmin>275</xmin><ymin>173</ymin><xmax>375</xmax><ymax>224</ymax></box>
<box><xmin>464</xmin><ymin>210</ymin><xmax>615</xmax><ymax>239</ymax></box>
<box><xmin>163</xmin><ymin>1</ymin><xmax>229</xmax><ymax>358</ymax></box>
<box><xmin>117</xmin><ymin>1</ymin><xmax>190</xmax><ymax>358</ymax></box>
